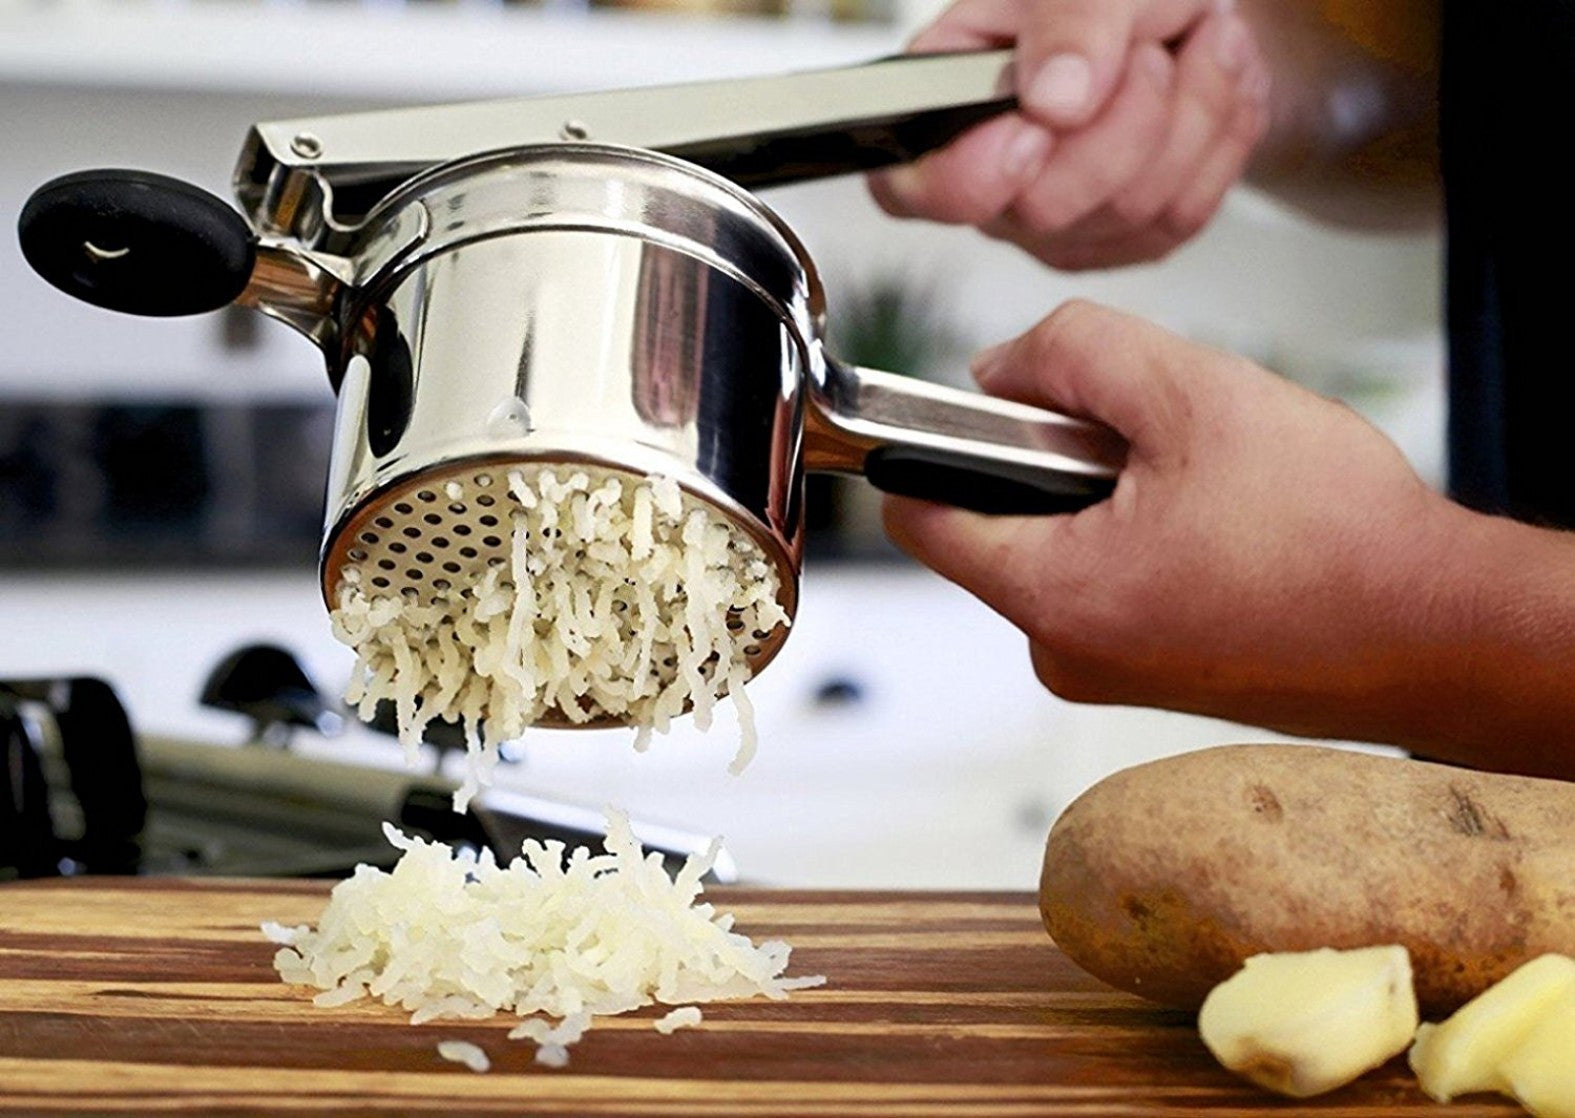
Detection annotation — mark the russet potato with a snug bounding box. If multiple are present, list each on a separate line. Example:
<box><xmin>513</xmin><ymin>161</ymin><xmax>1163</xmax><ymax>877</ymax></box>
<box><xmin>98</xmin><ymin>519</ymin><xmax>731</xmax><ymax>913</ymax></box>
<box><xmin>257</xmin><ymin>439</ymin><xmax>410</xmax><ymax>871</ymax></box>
<box><xmin>1040</xmin><ymin>745</ymin><xmax>1575</xmax><ymax>1017</ymax></box>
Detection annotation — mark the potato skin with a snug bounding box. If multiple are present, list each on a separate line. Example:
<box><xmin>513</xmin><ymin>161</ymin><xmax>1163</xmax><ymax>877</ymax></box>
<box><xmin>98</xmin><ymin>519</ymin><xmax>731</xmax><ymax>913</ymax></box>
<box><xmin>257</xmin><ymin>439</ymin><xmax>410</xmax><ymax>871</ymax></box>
<box><xmin>1040</xmin><ymin>745</ymin><xmax>1575</xmax><ymax>1017</ymax></box>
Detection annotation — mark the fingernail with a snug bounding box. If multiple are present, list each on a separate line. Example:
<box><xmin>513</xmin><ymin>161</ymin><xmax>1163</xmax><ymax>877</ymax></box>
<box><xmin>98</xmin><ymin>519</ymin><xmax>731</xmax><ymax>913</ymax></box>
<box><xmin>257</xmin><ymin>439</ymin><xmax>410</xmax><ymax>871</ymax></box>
<box><xmin>970</xmin><ymin>341</ymin><xmax>1013</xmax><ymax>385</ymax></box>
<box><xmin>1027</xmin><ymin>53</ymin><xmax>1093</xmax><ymax>118</ymax></box>
<box><xmin>1215</xmin><ymin>16</ymin><xmax>1249</xmax><ymax>71</ymax></box>
<box><xmin>873</xmin><ymin>163</ymin><xmax>924</xmax><ymax>215</ymax></box>
<box><xmin>1002</xmin><ymin>122</ymin><xmax>1051</xmax><ymax>182</ymax></box>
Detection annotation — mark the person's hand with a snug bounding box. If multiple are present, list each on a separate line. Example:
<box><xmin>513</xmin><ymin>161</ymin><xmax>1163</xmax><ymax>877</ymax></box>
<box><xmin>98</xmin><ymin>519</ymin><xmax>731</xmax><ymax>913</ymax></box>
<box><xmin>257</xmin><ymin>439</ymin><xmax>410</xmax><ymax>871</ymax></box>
<box><xmin>883</xmin><ymin>302</ymin><xmax>1471</xmax><ymax>743</ymax></box>
<box><xmin>869</xmin><ymin>0</ymin><xmax>1272</xmax><ymax>270</ymax></box>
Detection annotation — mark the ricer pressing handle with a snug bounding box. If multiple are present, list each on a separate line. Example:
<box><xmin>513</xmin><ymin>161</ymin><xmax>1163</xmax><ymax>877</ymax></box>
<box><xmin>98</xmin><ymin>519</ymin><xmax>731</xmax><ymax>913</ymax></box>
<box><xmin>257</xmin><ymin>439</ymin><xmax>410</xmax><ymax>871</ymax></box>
<box><xmin>237</xmin><ymin>49</ymin><xmax>1018</xmax><ymax>230</ymax></box>
<box><xmin>807</xmin><ymin>361</ymin><xmax>1126</xmax><ymax>517</ymax></box>
<box><xmin>18</xmin><ymin>169</ymin><xmax>256</xmax><ymax>317</ymax></box>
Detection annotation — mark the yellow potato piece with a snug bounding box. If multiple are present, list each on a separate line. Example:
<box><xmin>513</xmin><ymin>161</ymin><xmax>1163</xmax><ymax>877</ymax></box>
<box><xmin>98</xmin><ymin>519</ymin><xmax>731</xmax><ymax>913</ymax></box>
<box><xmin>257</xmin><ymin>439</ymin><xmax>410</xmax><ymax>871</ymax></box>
<box><xmin>1198</xmin><ymin>945</ymin><xmax>1418</xmax><ymax>1098</ymax></box>
<box><xmin>1500</xmin><ymin>989</ymin><xmax>1575</xmax><ymax>1118</ymax></box>
<box><xmin>1409</xmin><ymin>954</ymin><xmax>1575</xmax><ymax>1101</ymax></box>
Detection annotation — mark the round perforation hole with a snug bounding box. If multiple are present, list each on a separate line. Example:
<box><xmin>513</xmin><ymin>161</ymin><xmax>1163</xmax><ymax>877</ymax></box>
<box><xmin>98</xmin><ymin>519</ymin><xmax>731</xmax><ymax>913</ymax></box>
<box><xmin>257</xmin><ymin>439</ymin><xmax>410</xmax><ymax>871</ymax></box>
<box><xmin>474</xmin><ymin>473</ymin><xmax>493</xmax><ymax>487</ymax></box>
<box><xmin>442</xmin><ymin>561</ymin><xmax>461</xmax><ymax>574</ymax></box>
<box><xmin>371</xmin><ymin>576</ymin><xmax>390</xmax><ymax>588</ymax></box>
<box><xmin>482</xmin><ymin>536</ymin><xmax>501</xmax><ymax>548</ymax></box>
<box><xmin>374</xmin><ymin>516</ymin><xmax>394</xmax><ymax>529</ymax></box>
<box><xmin>417</xmin><ymin>490</ymin><xmax>436</xmax><ymax>503</ymax></box>
<box><xmin>459</xmin><ymin>546</ymin><xmax>478</xmax><ymax>559</ymax></box>
<box><xmin>476</xmin><ymin>494</ymin><xmax>496</xmax><ymax>507</ymax></box>
<box><xmin>348</xmin><ymin>548</ymin><xmax>368</xmax><ymax>562</ymax></box>
<box><xmin>431</xmin><ymin>537</ymin><xmax>450</xmax><ymax>549</ymax></box>
<box><xmin>415</xmin><ymin>551</ymin><xmax>434</xmax><ymax>563</ymax></box>
<box><xmin>447</xmin><ymin>503</ymin><xmax>466</xmax><ymax>515</ymax></box>
<box><xmin>402</xmin><ymin>526</ymin><xmax>421</xmax><ymax>539</ymax></box>
<box><xmin>423</xmin><ymin>513</ymin><xmax>442</xmax><ymax>526</ymax></box>
<box><xmin>358</xmin><ymin>531</ymin><xmax>379</xmax><ymax>545</ymax></box>
<box><xmin>453</xmin><ymin>524</ymin><xmax>472</xmax><ymax>537</ymax></box>
<box><xmin>405</xmin><ymin>568</ymin><xmax>423</xmax><ymax>581</ymax></box>
<box><xmin>377</xmin><ymin>558</ymin><xmax>396</xmax><ymax>571</ymax></box>
<box><xmin>479</xmin><ymin>514</ymin><xmax>499</xmax><ymax>527</ymax></box>
<box><xmin>393</xmin><ymin>502</ymin><xmax>413</xmax><ymax>515</ymax></box>
<box><xmin>389</xmin><ymin>541</ymin><xmax>407</xmax><ymax>554</ymax></box>
<box><xmin>433</xmin><ymin>578</ymin><xmax>451</xmax><ymax>592</ymax></box>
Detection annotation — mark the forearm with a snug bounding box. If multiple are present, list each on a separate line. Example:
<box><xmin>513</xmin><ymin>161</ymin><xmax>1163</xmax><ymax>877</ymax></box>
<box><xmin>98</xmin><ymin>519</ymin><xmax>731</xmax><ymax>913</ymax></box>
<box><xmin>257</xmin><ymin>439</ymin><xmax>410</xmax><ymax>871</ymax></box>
<box><xmin>1401</xmin><ymin>507</ymin><xmax>1575</xmax><ymax>780</ymax></box>
<box><xmin>1236</xmin><ymin>0</ymin><xmax>1441</xmax><ymax>230</ymax></box>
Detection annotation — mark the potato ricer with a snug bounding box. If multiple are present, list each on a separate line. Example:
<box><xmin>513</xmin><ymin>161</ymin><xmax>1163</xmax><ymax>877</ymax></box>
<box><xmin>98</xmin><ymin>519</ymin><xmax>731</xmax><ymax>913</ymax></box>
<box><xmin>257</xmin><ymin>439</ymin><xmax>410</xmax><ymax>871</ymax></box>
<box><xmin>19</xmin><ymin>51</ymin><xmax>1126</xmax><ymax>684</ymax></box>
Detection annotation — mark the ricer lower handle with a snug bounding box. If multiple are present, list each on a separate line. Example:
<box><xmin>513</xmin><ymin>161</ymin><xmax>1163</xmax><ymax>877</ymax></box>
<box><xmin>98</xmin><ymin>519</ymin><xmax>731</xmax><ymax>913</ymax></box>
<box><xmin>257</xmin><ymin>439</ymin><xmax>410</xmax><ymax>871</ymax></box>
<box><xmin>807</xmin><ymin>360</ymin><xmax>1126</xmax><ymax>516</ymax></box>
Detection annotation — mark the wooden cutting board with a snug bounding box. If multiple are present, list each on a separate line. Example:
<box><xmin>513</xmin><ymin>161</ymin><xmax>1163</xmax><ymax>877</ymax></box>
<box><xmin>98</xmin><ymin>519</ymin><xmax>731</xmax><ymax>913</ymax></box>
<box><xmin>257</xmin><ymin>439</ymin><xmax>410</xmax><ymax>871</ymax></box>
<box><xmin>0</xmin><ymin>879</ymin><xmax>1522</xmax><ymax>1116</ymax></box>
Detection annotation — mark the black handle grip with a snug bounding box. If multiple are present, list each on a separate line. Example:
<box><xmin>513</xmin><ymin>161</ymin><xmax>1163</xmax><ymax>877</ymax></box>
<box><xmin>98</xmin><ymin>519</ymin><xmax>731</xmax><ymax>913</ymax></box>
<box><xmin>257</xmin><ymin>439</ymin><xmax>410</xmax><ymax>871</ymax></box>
<box><xmin>18</xmin><ymin>169</ymin><xmax>256</xmax><ymax>317</ymax></box>
<box><xmin>865</xmin><ymin>446</ymin><xmax>1115</xmax><ymax>515</ymax></box>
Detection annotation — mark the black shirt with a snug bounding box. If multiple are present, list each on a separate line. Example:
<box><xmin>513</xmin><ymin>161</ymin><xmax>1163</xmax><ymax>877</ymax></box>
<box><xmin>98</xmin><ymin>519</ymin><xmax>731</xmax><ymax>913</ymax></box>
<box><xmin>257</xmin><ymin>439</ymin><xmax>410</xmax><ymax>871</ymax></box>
<box><xmin>1442</xmin><ymin>1</ymin><xmax>1575</xmax><ymax>527</ymax></box>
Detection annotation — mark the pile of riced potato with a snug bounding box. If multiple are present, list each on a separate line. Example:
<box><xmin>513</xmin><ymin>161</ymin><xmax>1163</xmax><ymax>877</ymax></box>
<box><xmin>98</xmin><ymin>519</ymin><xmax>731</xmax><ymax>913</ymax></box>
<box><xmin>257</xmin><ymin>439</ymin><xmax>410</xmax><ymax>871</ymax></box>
<box><xmin>265</xmin><ymin>812</ymin><xmax>823</xmax><ymax>1070</ymax></box>
<box><xmin>1040</xmin><ymin>743</ymin><xmax>1575</xmax><ymax>1115</ymax></box>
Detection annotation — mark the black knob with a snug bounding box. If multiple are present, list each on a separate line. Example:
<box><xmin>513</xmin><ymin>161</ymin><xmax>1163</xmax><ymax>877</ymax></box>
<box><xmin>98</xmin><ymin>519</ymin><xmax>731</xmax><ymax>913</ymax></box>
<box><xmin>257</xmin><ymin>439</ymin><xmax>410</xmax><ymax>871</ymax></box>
<box><xmin>18</xmin><ymin>169</ymin><xmax>256</xmax><ymax>317</ymax></box>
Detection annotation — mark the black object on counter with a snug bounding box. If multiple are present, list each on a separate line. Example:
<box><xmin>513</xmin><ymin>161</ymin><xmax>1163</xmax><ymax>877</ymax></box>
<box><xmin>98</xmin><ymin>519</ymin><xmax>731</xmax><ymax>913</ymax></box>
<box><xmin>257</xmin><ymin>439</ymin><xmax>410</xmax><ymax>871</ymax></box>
<box><xmin>0</xmin><ymin>677</ymin><xmax>147</xmax><ymax>879</ymax></box>
<box><xmin>201</xmin><ymin>643</ymin><xmax>342</xmax><ymax>743</ymax></box>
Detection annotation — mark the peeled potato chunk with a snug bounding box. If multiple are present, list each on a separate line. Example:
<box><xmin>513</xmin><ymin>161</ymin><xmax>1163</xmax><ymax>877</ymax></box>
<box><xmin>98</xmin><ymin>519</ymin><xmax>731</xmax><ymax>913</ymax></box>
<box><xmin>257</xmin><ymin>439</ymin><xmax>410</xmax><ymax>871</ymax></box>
<box><xmin>1499</xmin><ymin>989</ymin><xmax>1575</xmax><ymax>1118</ymax></box>
<box><xmin>1409</xmin><ymin>954</ymin><xmax>1575</xmax><ymax>1101</ymax></box>
<box><xmin>1198</xmin><ymin>945</ymin><xmax>1418</xmax><ymax>1098</ymax></box>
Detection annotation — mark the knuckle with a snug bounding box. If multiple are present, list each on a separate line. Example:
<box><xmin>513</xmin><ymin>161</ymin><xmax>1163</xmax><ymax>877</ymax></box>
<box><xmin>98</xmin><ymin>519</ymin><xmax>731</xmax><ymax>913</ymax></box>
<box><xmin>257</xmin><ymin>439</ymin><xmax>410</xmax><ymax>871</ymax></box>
<box><xmin>1028</xmin><ymin>643</ymin><xmax>1110</xmax><ymax>704</ymax></box>
<box><xmin>1030</xmin><ymin>298</ymin><xmax>1110</xmax><ymax>357</ymax></box>
<box><xmin>1106</xmin><ymin>188</ymin><xmax>1163</xmax><ymax>231</ymax></box>
<box><xmin>1008</xmin><ymin>189</ymin><xmax>1082</xmax><ymax>238</ymax></box>
<box><xmin>1161</xmin><ymin>199</ymin><xmax>1213</xmax><ymax>241</ymax></box>
<box><xmin>1039</xmin><ymin>248</ymin><xmax>1106</xmax><ymax>272</ymax></box>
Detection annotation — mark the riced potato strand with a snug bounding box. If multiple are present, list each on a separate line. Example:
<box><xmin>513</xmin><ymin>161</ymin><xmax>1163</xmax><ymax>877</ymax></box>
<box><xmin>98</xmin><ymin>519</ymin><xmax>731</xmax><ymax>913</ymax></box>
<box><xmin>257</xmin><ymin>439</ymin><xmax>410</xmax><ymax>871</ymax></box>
<box><xmin>331</xmin><ymin>468</ymin><xmax>788</xmax><ymax>810</ymax></box>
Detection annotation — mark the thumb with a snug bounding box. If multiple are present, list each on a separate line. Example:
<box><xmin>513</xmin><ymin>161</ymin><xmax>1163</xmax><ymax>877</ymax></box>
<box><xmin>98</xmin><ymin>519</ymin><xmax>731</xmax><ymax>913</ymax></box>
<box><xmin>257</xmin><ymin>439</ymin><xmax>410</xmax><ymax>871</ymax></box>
<box><xmin>1014</xmin><ymin>0</ymin><xmax>1217</xmax><ymax>127</ymax></box>
<box><xmin>972</xmin><ymin>299</ymin><xmax>1202</xmax><ymax>457</ymax></box>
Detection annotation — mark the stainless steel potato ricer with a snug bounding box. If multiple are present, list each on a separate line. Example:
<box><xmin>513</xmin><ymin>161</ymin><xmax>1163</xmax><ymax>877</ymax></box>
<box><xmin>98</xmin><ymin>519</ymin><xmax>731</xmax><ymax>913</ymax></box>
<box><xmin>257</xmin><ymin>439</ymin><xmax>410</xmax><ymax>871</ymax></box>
<box><xmin>19</xmin><ymin>51</ymin><xmax>1126</xmax><ymax>684</ymax></box>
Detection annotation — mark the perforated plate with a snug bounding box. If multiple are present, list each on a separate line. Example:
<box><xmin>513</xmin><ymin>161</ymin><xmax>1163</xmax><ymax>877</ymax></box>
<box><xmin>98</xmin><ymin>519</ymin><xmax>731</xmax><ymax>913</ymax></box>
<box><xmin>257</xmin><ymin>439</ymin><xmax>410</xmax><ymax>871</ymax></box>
<box><xmin>320</xmin><ymin>459</ymin><xmax>798</xmax><ymax>724</ymax></box>
<box><xmin>329</xmin><ymin>466</ymin><xmax>513</xmax><ymax>606</ymax></box>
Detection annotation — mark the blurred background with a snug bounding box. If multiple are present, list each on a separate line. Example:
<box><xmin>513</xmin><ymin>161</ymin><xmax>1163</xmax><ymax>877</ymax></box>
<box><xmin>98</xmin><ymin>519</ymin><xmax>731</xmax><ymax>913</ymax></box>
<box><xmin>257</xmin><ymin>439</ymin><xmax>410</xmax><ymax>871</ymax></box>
<box><xmin>1</xmin><ymin>0</ymin><xmax>1439</xmax><ymax>887</ymax></box>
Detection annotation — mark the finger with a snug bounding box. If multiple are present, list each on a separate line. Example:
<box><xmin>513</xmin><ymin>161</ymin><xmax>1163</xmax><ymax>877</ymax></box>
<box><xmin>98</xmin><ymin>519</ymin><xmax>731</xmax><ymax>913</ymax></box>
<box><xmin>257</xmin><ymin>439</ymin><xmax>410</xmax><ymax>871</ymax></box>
<box><xmin>882</xmin><ymin>493</ymin><xmax>1069</xmax><ymax>633</ymax></box>
<box><xmin>907</xmin><ymin>0</ymin><xmax>1021</xmax><ymax>52</ymax></box>
<box><xmin>1035</xmin><ymin>226</ymin><xmax>1183</xmax><ymax>271</ymax></box>
<box><xmin>1159</xmin><ymin>61</ymin><xmax>1271</xmax><ymax>243</ymax></box>
<box><xmin>868</xmin><ymin>114</ymin><xmax>1052</xmax><ymax>225</ymax></box>
<box><xmin>1029</xmin><ymin>37</ymin><xmax>1268</xmax><ymax>267</ymax></box>
<box><xmin>1004</xmin><ymin>42</ymin><xmax>1176</xmax><ymax>235</ymax></box>
<box><xmin>1014</xmin><ymin>0</ymin><xmax>1214</xmax><ymax>127</ymax></box>
<box><xmin>1097</xmin><ymin>9</ymin><xmax>1254</xmax><ymax>233</ymax></box>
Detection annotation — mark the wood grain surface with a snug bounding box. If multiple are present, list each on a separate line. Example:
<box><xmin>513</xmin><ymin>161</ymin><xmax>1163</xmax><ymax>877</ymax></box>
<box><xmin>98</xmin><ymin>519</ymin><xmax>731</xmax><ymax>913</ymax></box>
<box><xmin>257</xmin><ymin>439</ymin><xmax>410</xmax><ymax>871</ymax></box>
<box><xmin>0</xmin><ymin>879</ymin><xmax>1523</xmax><ymax>1116</ymax></box>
